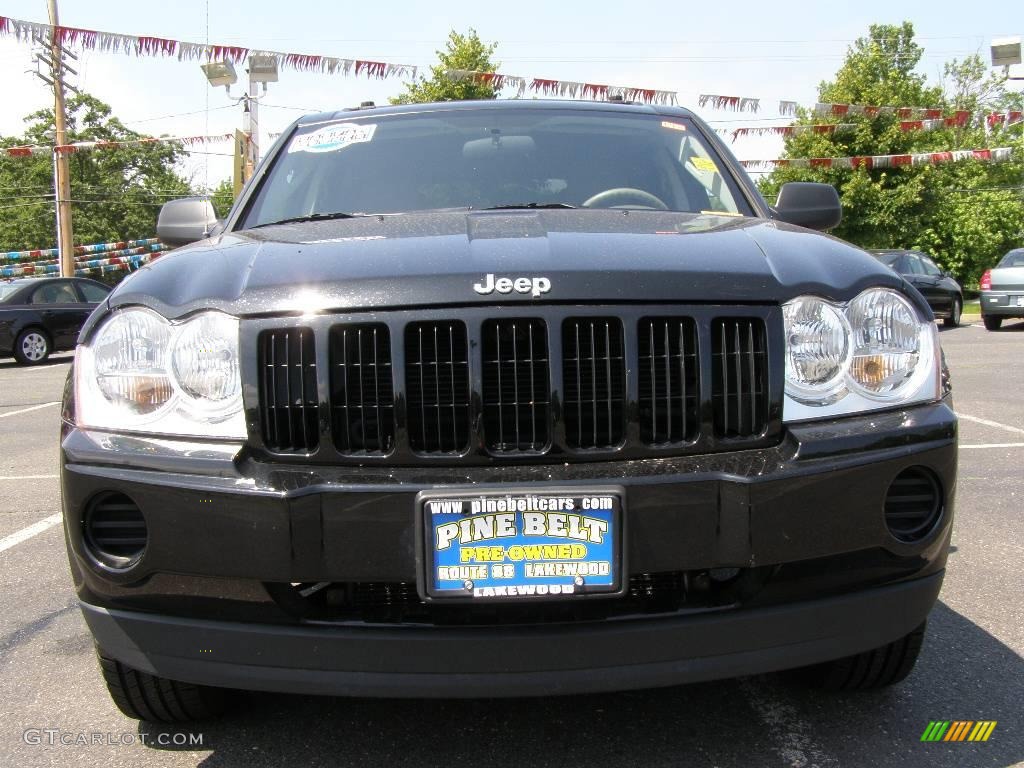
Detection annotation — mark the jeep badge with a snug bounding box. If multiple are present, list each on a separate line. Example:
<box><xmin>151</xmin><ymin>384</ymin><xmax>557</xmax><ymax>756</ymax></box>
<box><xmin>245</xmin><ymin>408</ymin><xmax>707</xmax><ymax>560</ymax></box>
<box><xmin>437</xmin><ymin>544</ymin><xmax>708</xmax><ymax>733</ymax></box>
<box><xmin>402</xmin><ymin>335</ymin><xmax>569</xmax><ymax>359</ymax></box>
<box><xmin>473</xmin><ymin>273</ymin><xmax>552</xmax><ymax>298</ymax></box>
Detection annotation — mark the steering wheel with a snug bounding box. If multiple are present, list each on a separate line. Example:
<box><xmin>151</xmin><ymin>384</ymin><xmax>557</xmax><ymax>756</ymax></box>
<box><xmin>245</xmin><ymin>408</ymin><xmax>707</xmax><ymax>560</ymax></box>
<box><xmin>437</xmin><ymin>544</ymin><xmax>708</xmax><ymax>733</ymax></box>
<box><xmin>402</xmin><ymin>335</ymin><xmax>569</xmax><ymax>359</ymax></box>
<box><xmin>582</xmin><ymin>187</ymin><xmax>669</xmax><ymax>210</ymax></box>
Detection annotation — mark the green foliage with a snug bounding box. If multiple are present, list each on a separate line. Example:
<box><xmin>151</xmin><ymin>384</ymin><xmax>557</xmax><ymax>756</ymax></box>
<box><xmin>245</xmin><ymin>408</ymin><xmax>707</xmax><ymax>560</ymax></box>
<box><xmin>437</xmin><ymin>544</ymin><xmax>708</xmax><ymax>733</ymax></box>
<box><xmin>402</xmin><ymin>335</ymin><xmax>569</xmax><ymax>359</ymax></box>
<box><xmin>390</xmin><ymin>29</ymin><xmax>501</xmax><ymax>104</ymax></box>
<box><xmin>210</xmin><ymin>178</ymin><xmax>236</xmax><ymax>219</ymax></box>
<box><xmin>0</xmin><ymin>92</ymin><xmax>192</xmax><ymax>253</ymax></box>
<box><xmin>759</xmin><ymin>23</ymin><xmax>1024</xmax><ymax>287</ymax></box>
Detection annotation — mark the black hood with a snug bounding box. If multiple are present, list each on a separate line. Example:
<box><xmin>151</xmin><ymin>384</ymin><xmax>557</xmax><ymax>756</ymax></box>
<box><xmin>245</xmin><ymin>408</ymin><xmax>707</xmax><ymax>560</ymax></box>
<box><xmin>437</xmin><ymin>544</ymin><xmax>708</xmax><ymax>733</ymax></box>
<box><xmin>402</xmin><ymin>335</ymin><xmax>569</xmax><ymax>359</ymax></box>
<box><xmin>104</xmin><ymin>210</ymin><xmax>918</xmax><ymax>322</ymax></box>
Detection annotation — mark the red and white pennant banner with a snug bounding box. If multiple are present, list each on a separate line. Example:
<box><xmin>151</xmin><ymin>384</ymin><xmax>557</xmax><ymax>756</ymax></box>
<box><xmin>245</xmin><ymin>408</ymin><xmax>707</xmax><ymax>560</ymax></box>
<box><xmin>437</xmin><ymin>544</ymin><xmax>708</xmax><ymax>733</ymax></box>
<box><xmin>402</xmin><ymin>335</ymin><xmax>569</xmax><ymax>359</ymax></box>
<box><xmin>741</xmin><ymin>146</ymin><xmax>1015</xmax><ymax>171</ymax></box>
<box><xmin>815</xmin><ymin>103</ymin><xmax>970</xmax><ymax>120</ymax></box>
<box><xmin>731</xmin><ymin>112</ymin><xmax>973</xmax><ymax>142</ymax></box>
<box><xmin>3</xmin><ymin>133</ymin><xmax>232</xmax><ymax>158</ymax></box>
<box><xmin>702</xmin><ymin>97</ymin><xmax>1014</xmax><ymax>128</ymax></box>
<box><xmin>0</xmin><ymin>16</ymin><xmax>417</xmax><ymax>80</ymax></box>
<box><xmin>897</xmin><ymin>112</ymin><xmax>971</xmax><ymax>131</ymax></box>
<box><xmin>447</xmin><ymin>70</ymin><xmax>677</xmax><ymax>105</ymax></box>
<box><xmin>986</xmin><ymin>111</ymin><xmax>1024</xmax><ymax>128</ymax></box>
<box><xmin>732</xmin><ymin>124</ymin><xmax>857</xmax><ymax>142</ymax></box>
<box><xmin>698</xmin><ymin>94</ymin><xmax>760</xmax><ymax>113</ymax></box>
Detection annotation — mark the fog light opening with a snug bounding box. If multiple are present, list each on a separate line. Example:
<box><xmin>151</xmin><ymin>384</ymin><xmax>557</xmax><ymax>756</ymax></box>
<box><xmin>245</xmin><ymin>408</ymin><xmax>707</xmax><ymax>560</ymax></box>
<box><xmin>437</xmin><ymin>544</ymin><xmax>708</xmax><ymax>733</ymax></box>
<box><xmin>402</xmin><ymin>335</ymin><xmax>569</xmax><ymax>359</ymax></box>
<box><xmin>82</xmin><ymin>492</ymin><xmax>147</xmax><ymax>570</ymax></box>
<box><xmin>884</xmin><ymin>467</ymin><xmax>942</xmax><ymax>544</ymax></box>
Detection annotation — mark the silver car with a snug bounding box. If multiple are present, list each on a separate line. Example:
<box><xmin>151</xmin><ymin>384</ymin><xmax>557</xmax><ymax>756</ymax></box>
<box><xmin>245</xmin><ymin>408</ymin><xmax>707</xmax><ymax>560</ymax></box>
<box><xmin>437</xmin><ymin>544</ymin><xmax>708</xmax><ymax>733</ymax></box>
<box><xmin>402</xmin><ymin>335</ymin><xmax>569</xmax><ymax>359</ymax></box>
<box><xmin>981</xmin><ymin>248</ymin><xmax>1024</xmax><ymax>330</ymax></box>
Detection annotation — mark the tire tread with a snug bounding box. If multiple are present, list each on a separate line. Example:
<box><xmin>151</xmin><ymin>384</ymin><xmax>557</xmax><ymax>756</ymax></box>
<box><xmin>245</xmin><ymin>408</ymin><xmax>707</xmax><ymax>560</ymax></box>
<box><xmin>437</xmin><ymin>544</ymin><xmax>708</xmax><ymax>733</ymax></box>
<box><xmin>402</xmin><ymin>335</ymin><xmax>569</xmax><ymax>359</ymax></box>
<box><xmin>796</xmin><ymin>622</ymin><xmax>926</xmax><ymax>691</ymax></box>
<box><xmin>97</xmin><ymin>651</ymin><xmax>227</xmax><ymax>722</ymax></box>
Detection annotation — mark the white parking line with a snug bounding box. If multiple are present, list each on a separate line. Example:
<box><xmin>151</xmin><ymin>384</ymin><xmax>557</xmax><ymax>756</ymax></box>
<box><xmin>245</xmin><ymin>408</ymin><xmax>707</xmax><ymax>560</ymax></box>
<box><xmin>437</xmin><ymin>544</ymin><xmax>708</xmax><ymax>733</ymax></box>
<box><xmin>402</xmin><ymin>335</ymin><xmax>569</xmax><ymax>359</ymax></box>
<box><xmin>960</xmin><ymin>443</ymin><xmax>1024</xmax><ymax>449</ymax></box>
<box><xmin>957</xmin><ymin>413</ymin><xmax>1024</xmax><ymax>437</ymax></box>
<box><xmin>0</xmin><ymin>402</ymin><xmax>59</xmax><ymax>419</ymax></box>
<box><xmin>20</xmin><ymin>362</ymin><xmax>71</xmax><ymax>374</ymax></box>
<box><xmin>0</xmin><ymin>475</ymin><xmax>59</xmax><ymax>480</ymax></box>
<box><xmin>0</xmin><ymin>513</ymin><xmax>62</xmax><ymax>554</ymax></box>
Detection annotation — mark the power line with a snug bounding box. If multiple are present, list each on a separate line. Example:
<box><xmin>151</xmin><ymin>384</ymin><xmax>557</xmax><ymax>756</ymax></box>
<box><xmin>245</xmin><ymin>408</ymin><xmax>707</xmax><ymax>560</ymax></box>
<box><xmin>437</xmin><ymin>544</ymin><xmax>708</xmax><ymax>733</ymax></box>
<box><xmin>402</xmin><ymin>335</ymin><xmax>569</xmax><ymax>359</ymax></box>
<box><xmin>68</xmin><ymin>199</ymin><xmax>165</xmax><ymax>206</ymax></box>
<box><xmin>0</xmin><ymin>192</ymin><xmax>56</xmax><ymax>201</ymax></box>
<box><xmin>205</xmin><ymin>34</ymin><xmax>999</xmax><ymax>45</ymax></box>
<box><xmin>0</xmin><ymin>200</ymin><xmax>55</xmax><ymax>210</ymax></box>
<box><xmin>122</xmin><ymin>104</ymin><xmax>235</xmax><ymax>125</ymax></box>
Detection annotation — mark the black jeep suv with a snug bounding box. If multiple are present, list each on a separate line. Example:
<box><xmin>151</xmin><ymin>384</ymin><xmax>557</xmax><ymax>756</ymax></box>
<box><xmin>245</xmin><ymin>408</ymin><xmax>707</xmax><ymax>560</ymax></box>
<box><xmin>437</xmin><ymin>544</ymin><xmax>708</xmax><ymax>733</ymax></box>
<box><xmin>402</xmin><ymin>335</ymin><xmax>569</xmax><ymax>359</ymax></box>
<box><xmin>60</xmin><ymin>100</ymin><xmax>956</xmax><ymax>722</ymax></box>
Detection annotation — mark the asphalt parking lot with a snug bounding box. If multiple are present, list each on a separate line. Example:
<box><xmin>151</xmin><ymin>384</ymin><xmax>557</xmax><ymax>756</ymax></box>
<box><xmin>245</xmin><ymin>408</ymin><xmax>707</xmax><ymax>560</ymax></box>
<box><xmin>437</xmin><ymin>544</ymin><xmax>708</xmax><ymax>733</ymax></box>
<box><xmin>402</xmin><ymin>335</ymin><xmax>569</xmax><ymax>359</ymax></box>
<box><xmin>0</xmin><ymin>321</ymin><xmax>1022</xmax><ymax>768</ymax></box>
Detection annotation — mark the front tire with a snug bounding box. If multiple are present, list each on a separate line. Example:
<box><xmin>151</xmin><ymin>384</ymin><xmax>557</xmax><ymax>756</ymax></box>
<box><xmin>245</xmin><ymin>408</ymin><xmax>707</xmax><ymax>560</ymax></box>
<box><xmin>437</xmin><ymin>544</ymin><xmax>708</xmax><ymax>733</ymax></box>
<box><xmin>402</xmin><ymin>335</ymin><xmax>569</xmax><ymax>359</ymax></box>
<box><xmin>13</xmin><ymin>328</ymin><xmax>50</xmax><ymax>365</ymax></box>
<box><xmin>794</xmin><ymin>622</ymin><xmax>926</xmax><ymax>690</ymax></box>
<box><xmin>944</xmin><ymin>298</ymin><xmax>961</xmax><ymax>328</ymax></box>
<box><xmin>983</xmin><ymin>315</ymin><xmax>1002</xmax><ymax>331</ymax></box>
<box><xmin>98</xmin><ymin>652</ymin><xmax>229</xmax><ymax>722</ymax></box>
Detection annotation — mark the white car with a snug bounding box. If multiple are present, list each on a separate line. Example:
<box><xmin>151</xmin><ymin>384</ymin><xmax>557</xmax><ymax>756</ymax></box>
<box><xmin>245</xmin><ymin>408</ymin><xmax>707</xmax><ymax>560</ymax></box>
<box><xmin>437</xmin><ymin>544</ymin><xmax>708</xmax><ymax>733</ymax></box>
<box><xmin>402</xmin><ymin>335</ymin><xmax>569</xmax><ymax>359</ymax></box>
<box><xmin>980</xmin><ymin>248</ymin><xmax>1024</xmax><ymax>330</ymax></box>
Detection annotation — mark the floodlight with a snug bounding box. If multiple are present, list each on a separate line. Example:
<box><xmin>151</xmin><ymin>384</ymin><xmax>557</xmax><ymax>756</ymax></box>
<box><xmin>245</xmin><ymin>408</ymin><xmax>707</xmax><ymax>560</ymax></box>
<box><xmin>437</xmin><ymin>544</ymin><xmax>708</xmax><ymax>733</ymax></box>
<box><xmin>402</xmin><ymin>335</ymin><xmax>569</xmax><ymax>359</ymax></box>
<box><xmin>991</xmin><ymin>37</ymin><xmax>1022</xmax><ymax>68</ymax></box>
<box><xmin>201</xmin><ymin>61</ymin><xmax>238</xmax><ymax>88</ymax></box>
<box><xmin>248</xmin><ymin>55</ymin><xmax>279</xmax><ymax>84</ymax></box>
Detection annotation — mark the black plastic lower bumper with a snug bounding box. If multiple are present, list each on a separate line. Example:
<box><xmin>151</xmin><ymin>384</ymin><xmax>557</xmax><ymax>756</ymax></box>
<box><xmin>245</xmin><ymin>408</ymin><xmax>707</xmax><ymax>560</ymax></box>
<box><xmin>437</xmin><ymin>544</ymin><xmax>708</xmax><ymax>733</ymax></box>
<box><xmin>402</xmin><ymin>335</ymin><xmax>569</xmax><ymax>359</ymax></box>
<box><xmin>81</xmin><ymin>571</ymin><xmax>943</xmax><ymax>697</ymax></box>
<box><xmin>62</xmin><ymin>400</ymin><xmax>956</xmax><ymax>695</ymax></box>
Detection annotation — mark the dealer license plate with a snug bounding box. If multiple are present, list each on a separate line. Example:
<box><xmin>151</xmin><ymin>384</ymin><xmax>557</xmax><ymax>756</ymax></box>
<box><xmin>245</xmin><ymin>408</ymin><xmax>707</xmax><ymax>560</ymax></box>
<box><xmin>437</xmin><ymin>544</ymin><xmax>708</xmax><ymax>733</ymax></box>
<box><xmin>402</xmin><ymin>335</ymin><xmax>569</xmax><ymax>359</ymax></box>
<box><xmin>419</xmin><ymin>489</ymin><xmax>623</xmax><ymax>601</ymax></box>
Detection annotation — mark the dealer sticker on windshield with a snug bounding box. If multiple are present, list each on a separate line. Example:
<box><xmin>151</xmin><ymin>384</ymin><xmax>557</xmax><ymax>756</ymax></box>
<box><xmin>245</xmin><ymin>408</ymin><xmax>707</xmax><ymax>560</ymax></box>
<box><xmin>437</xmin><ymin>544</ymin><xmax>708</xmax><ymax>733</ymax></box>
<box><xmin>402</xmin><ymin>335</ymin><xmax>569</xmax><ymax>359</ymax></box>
<box><xmin>287</xmin><ymin>122</ymin><xmax>376</xmax><ymax>154</ymax></box>
<box><xmin>419</xmin><ymin>490</ymin><xmax>622</xmax><ymax>601</ymax></box>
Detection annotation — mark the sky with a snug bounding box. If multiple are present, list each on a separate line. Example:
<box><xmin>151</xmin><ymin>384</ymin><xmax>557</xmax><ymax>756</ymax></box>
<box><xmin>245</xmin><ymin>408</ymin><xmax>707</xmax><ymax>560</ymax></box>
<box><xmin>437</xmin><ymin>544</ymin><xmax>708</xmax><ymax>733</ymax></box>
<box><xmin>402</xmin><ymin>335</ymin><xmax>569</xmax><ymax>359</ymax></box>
<box><xmin>1</xmin><ymin>0</ymin><xmax>1021</xmax><ymax>190</ymax></box>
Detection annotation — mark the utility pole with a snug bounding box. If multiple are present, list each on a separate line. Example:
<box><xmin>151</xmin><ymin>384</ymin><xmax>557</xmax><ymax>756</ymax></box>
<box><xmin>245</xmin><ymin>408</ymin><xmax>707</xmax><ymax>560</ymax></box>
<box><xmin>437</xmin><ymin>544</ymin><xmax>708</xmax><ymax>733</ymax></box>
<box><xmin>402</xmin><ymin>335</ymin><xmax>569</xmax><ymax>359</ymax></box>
<box><xmin>242</xmin><ymin>68</ymin><xmax>259</xmax><ymax>182</ymax></box>
<box><xmin>48</xmin><ymin>0</ymin><xmax>75</xmax><ymax>277</ymax></box>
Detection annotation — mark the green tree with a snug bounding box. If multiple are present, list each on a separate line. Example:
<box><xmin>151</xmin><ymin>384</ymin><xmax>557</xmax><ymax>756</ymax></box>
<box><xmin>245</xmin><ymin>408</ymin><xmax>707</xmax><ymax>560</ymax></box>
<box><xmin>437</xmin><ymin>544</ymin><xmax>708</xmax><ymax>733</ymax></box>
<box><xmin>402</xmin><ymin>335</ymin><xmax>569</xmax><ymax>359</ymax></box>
<box><xmin>0</xmin><ymin>92</ymin><xmax>192</xmax><ymax>253</ymax></box>
<box><xmin>210</xmin><ymin>178</ymin><xmax>236</xmax><ymax>219</ymax></box>
<box><xmin>758</xmin><ymin>23</ymin><xmax>1024</xmax><ymax>285</ymax></box>
<box><xmin>390</xmin><ymin>29</ymin><xmax>501</xmax><ymax>104</ymax></box>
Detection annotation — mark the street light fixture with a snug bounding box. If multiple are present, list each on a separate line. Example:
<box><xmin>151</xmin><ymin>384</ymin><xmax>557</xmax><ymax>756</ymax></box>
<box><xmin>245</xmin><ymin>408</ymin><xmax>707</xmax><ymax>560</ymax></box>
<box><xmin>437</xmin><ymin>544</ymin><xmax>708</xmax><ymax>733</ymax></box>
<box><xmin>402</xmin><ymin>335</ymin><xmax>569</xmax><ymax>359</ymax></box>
<box><xmin>201</xmin><ymin>56</ymin><xmax>279</xmax><ymax>196</ymax></box>
<box><xmin>247</xmin><ymin>55</ymin><xmax>279</xmax><ymax>87</ymax></box>
<box><xmin>990</xmin><ymin>37</ymin><xmax>1023</xmax><ymax>80</ymax></box>
<box><xmin>200</xmin><ymin>61</ymin><xmax>238</xmax><ymax>90</ymax></box>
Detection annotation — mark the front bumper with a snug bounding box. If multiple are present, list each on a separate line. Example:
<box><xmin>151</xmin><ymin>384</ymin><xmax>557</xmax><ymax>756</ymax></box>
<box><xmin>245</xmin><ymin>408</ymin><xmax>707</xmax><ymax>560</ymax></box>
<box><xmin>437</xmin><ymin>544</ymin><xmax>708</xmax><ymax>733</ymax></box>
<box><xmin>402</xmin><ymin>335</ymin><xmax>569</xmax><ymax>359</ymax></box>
<box><xmin>81</xmin><ymin>571</ymin><xmax>942</xmax><ymax>697</ymax></box>
<box><xmin>61</xmin><ymin>399</ymin><xmax>957</xmax><ymax>695</ymax></box>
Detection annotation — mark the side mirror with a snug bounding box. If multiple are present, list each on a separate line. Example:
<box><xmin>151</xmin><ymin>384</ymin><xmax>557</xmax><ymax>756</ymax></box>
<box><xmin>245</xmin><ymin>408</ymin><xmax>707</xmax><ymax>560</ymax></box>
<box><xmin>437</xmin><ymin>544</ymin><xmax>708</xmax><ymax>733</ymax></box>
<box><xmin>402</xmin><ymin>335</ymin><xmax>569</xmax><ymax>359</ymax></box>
<box><xmin>772</xmin><ymin>182</ymin><xmax>842</xmax><ymax>231</ymax></box>
<box><xmin>156</xmin><ymin>197</ymin><xmax>219</xmax><ymax>248</ymax></box>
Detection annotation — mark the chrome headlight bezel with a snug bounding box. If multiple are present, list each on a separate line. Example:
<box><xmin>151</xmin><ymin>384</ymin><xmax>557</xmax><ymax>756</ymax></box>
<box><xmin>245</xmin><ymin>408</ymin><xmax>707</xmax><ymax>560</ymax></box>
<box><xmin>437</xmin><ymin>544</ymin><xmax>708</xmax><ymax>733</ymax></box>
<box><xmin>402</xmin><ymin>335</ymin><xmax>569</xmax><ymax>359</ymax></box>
<box><xmin>782</xmin><ymin>288</ymin><xmax>941</xmax><ymax>423</ymax></box>
<box><xmin>75</xmin><ymin>307</ymin><xmax>246</xmax><ymax>439</ymax></box>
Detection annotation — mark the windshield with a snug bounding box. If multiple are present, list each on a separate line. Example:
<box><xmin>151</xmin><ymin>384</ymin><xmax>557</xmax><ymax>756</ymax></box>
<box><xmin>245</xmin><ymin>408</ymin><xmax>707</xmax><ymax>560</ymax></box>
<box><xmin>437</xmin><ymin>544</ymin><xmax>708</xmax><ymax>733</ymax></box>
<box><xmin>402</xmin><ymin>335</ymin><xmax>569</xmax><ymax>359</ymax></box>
<box><xmin>241</xmin><ymin>108</ymin><xmax>748</xmax><ymax>228</ymax></box>
<box><xmin>998</xmin><ymin>250</ymin><xmax>1024</xmax><ymax>268</ymax></box>
<box><xmin>0</xmin><ymin>281</ymin><xmax>28</xmax><ymax>301</ymax></box>
<box><xmin>875</xmin><ymin>252</ymin><xmax>901</xmax><ymax>266</ymax></box>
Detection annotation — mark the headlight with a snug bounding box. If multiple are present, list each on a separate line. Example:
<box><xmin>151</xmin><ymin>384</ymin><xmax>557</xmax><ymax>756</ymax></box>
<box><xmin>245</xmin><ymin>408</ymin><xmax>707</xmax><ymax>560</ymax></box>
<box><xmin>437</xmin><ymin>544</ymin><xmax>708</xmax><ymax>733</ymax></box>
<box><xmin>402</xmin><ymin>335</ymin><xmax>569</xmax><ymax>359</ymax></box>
<box><xmin>783</xmin><ymin>288</ymin><xmax>940</xmax><ymax>422</ymax></box>
<box><xmin>783</xmin><ymin>296</ymin><xmax>851</xmax><ymax>404</ymax></box>
<box><xmin>846</xmin><ymin>289</ymin><xmax>923</xmax><ymax>397</ymax></box>
<box><xmin>76</xmin><ymin>308</ymin><xmax>246</xmax><ymax>439</ymax></box>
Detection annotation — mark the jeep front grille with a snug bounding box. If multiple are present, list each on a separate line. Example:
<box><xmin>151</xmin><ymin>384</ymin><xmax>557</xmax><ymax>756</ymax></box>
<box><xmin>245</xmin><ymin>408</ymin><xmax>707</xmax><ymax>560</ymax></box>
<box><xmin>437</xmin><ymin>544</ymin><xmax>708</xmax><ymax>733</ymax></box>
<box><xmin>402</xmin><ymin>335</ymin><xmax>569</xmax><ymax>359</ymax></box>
<box><xmin>712</xmin><ymin>317</ymin><xmax>769</xmax><ymax>439</ymax></box>
<box><xmin>638</xmin><ymin>317</ymin><xmax>699</xmax><ymax>445</ymax></box>
<box><xmin>482</xmin><ymin>318</ymin><xmax>551</xmax><ymax>453</ymax></box>
<box><xmin>248</xmin><ymin>306</ymin><xmax>779</xmax><ymax>463</ymax></box>
<box><xmin>329</xmin><ymin>323</ymin><xmax>395</xmax><ymax>454</ymax></box>
<box><xmin>405</xmin><ymin>321</ymin><xmax>471</xmax><ymax>455</ymax></box>
<box><xmin>257</xmin><ymin>328</ymin><xmax>319</xmax><ymax>453</ymax></box>
<box><xmin>562</xmin><ymin>317</ymin><xmax>626</xmax><ymax>449</ymax></box>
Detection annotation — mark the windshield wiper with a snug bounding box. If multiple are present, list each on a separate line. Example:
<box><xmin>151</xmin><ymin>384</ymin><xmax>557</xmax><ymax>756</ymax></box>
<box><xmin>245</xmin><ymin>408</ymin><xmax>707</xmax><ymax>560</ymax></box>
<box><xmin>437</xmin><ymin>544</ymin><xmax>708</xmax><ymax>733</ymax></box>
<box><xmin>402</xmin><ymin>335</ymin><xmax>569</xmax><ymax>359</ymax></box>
<box><xmin>250</xmin><ymin>211</ymin><xmax>368</xmax><ymax>228</ymax></box>
<box><xmin>479</xmin><ymin>202</ymin><xmax>577</xmax><ymax>210</ymax></box>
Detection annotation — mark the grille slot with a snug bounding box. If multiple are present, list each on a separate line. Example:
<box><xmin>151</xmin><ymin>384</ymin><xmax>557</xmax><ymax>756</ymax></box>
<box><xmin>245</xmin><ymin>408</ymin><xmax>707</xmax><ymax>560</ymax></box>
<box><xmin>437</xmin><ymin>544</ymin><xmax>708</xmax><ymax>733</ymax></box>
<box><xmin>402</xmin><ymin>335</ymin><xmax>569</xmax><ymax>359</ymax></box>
<box><xmin>711</xmin><ymin>318</ymin><xmax>768</xmax><ymax>438</ymax></box>
<box><xmin>638</xmin><ymin>317</ymin><xmax>699</xmax><ymax>445</ymax></box>
<box><xmin>482</xmin><ymin>319</ymin><xmax>550</xmax><ymax>453</ymax></box>
<box><xmin>329</xmin><ymin>324</ymin><xmax>394</xmax><ymax>454</ymax></box>
<box><xmin>562</xmin><ymin>317</ymin><xmax>626</xmax><ymax>449</ymax></box>
<box><xmin>258</xmin><ymin>328</ymin><xmax>319</xmax><ymax>452</ymax></box>
<box><xmin>83</xmin><ymin>492</ymin><xmax>147</xmax><ymax>569</ymax></box>
<box><xmin>405</xmin><ymin>321</ymin><xmax>471</xmax><ymax>454</ymax></box>
<box><xmin>885</xmin><ymin>467</ymin><xmax>942</xmax><ymax>543</ymax></box>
